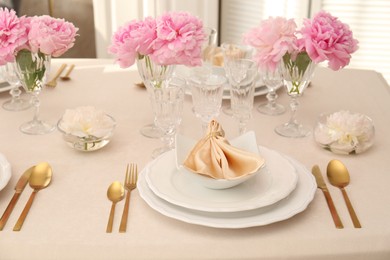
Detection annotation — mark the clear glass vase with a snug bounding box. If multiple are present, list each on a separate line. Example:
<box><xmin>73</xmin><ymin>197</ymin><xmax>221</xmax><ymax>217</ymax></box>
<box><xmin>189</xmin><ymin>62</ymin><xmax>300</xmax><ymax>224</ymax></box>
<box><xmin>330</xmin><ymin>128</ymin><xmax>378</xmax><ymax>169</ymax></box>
<box><xmin>275</xmin><ymin>52</ymin><xmax>316</xmax><ymax>138</ymax></box>
<box><xmin>15</xmin><ymin>50</ymin><xmax>55</xmax><ymax>135</ymax></box>
<box><xmin>136</xmin><ymin>55</ymin><xmax>176</xmax><ymax>139</ymax></box>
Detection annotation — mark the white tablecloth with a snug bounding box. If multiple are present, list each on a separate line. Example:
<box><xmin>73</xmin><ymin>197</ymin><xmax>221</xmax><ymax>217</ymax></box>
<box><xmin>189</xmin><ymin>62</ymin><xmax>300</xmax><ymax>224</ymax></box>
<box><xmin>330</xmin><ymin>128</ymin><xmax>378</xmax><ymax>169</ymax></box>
<box><xmin>0</xmin><ymin>58</ymin><xmax>389</xmax><ymax>259</ymax></box>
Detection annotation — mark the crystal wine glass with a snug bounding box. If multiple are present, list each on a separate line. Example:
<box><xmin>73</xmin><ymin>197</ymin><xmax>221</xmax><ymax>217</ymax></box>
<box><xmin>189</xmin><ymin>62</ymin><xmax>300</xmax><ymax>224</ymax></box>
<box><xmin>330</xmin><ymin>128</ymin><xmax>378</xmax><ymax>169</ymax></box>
<box><xmin>188</xmin><ymin>73</ymin><xmax>226</xmax><ymax>133</ymax></box>
<box><xmin>275</xmin><ymin>54</ymin><xmax>316</xmax><ymax>138</ymax></box>
<box><xmin>15</xmin><ymin>50</ymin><xmax>55</xmax><ymax>135</ymax></box>
<box><xmin>151</xmin><ymin>77</ymin><xmax>185</xmax><ymax>158</ymax></box>
<box><xmin>220</xmin><ymin>43</ymin><xmax>254</xmax><ymax>116</ymax></box>
<box><xmin>1</xmin><ymin>62</ymin><xmax>31</xmax><ymax>111</ymax></box>
<box><xmin>257</xmin><ymin>67</ymin><xmax>285</xmax><ymax>115</ymax></box>
<box><xmin>226</xmin><ymin>59</ymin><xmax>258</xmax><ymax>135</ymax></box>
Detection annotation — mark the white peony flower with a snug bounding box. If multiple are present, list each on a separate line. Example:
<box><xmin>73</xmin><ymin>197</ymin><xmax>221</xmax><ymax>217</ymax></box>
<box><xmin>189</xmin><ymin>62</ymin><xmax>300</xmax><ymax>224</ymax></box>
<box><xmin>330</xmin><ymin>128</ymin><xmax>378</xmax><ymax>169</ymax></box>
<box><xmin>60</xmin><ymin>106</ymin><xmax>115</xmax><ymax>138</ymax></box>
<box><xmin>314</xmin><ymin>111</ymin><xmax>375</xmax><ymax>154</ymax></box>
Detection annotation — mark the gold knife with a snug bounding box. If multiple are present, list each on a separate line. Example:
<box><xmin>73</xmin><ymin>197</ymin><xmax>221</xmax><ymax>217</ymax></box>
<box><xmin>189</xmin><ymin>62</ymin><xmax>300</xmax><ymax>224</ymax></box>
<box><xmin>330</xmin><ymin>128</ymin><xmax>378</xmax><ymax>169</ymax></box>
<box><xmin>0</xmin><ymin>166</ymin><xmax>34</xmax><ymax>230</ymax></box>
<box><xmin>311</xmin><ymin>165</ymin><xmax>344</xmax><ymax>229</ymax></box>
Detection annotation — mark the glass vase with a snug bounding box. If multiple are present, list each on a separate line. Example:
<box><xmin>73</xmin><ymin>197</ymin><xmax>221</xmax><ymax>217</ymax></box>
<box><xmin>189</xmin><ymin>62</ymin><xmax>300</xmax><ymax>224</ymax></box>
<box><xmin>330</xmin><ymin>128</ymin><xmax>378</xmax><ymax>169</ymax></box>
<box><xmin>136</xmin><ymin>55</ymin><xmax>176</xmax><ymax>139</ymax></box>
<box><xmin>15</xmin><ymin>50</ymin><xmax>55</xmax><ymax>135</ymax></box>
<box><xmin>275</xmin><ymin>52</ymin><xmax>316</xmax><ymax>138</ymax></box>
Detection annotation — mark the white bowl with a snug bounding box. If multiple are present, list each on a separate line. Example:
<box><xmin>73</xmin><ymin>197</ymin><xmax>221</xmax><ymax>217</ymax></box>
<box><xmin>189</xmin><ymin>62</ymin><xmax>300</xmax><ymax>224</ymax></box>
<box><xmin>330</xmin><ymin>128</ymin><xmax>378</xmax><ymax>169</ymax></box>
<box><xmin>175</xmin><ymin>131</ymin><xmax>264</xmax><ymax>189</ymax></box>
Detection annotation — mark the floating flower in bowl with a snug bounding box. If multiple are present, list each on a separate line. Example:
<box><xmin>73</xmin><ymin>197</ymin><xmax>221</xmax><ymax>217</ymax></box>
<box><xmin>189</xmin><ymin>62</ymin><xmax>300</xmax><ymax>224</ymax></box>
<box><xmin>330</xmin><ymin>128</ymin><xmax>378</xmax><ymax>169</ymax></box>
<box><xmin>313</xmin><ymin>110</ymin><xmax>375</xmax><ymax>154</ymax></box>
<box><xmin>57</xmin><ymin>106</ymin><xmax>116</xmax><ymax>152</ymax></box>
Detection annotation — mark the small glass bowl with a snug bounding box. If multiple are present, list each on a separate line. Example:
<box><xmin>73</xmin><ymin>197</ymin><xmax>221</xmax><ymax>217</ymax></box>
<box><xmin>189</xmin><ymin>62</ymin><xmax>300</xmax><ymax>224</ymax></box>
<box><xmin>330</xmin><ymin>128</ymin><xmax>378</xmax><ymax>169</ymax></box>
<box><xmin>57</xmin><ymin>114</ymin><xmax>116</xmax><ymax>152</ymax></box>
<box><xmin>313</xmin><ymin>112</ymin><xmax>375</xmax><ymax>155</ymax></box>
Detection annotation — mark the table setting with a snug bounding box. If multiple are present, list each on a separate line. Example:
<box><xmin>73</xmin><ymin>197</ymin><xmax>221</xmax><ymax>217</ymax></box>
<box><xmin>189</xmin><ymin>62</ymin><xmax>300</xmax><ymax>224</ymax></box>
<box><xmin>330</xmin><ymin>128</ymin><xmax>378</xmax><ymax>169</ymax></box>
<box><xmin>0</xmin><ymin>7</ymin><xmax>390</xmax><ymax>260</ymax></box>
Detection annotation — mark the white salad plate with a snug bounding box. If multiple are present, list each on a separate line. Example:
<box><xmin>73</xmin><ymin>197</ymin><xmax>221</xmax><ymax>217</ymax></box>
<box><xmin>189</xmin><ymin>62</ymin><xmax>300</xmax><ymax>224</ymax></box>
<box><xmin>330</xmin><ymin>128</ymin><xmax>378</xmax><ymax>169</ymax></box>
<box><xmin>138</xmin><ymin>148</ymin><xmax>317</xmax><ymax>229</ymax></box>
<box><xmin>145</xmin><ymin>146</ymin><xmax>298</xmax><ymax>213</ymax></box>
<box><xmin>0</xmin><ymin>153</ymin><xmax>12</xmax><ymax>191</ymax></box>
<box><xmin>0</xmin><ymin>81</ymin><xmax>12</xmax><ymax>93</ymax></box>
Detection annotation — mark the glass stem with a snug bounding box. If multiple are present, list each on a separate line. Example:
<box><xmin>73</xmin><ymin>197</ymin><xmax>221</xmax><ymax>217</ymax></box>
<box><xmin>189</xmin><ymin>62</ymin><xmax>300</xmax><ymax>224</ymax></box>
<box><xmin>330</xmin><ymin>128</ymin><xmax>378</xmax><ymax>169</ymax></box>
<box><xmin>31</xmin><ymin>91</ymin><xmax>41</xmax><ymax>123</ymax></box>
<box><xmin>238</xmin><ymin>120</ymin><xmax>246</xmax><ymax>135</ymax></box>
<box><xmin>161</xmin><ymin>130</ymin><xmax>175</xmax><ymax>150</ymax></box>
<box><xmin>9</xmin><ymin>85</ymin><xmax>22</xmax><ymax>102</ymax></box>
<box><xmin>288</xmin><ymin>96</ymin><xmax>299</xmax><ymax>125</ymax></box>
<box><xmin>266</xmin><ymin>88</ymin><xmax>277</xmax><ymax>108</ymax></box>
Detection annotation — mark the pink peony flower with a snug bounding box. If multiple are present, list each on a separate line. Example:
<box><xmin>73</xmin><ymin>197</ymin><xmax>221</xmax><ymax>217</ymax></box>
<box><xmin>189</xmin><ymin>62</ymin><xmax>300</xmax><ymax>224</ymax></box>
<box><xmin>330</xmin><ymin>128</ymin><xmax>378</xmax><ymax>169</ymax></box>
<box><xmin>150</xmin><ymin>11</ymin><xmax>205</xmax><ymax>66</ymax></box>
<box><xmin>108</xmin><ymin>17</ymin><xmax>156</xmax><ymax>68</ymax></box>
<box><xmin>27</xmin><ymin>15</ymin><xmax>78</xmax><ymax>57</ymax></box>
<box><xmin>299</xmin><ymin>11</ymin><xmax>358</xmax><ymax>70</ymax></box>
<box><xmin>244</xmin><ymin>17</ymin><xmax>298</xmax><ymax>72</ymax></box>
<box><xmin>0</xmin><ymin>8</ymin><xmax>28</xmax><ymax>65</ymax></box>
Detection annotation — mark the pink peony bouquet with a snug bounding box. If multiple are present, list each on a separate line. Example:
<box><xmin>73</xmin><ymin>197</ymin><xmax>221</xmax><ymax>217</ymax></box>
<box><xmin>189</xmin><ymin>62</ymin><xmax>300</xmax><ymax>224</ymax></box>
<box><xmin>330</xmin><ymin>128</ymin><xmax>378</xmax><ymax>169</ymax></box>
<box><xmin>244</xmin><ymin>11</ymin><xmax>358</xmax><ymax>72</ymax></box>
<box><xmin>109</xmin><ymin>11</ymin><xmax>205</xmax><ymax>68</ymax></box>
<box><xmin>0</xmin><ymin>8</ymin><xmax>78</xmax><ymax>65</ymax></box>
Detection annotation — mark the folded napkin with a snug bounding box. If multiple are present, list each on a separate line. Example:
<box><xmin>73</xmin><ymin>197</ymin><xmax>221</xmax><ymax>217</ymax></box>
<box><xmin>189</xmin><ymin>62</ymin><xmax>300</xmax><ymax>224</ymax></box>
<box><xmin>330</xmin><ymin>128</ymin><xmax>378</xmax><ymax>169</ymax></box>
<box><xmin>183</xmin><ymin>120</ymin><xmax>265</xmax><ymax>180</ymax></box>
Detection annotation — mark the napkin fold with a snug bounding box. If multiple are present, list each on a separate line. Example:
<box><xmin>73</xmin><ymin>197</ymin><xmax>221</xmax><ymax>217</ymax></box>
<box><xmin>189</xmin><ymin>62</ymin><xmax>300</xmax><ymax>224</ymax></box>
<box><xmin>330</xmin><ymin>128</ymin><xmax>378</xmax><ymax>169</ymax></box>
<box><xmin>183</xmin><ymin>120</ymin><xmax>265</xmax><ymax>180</ymax></box>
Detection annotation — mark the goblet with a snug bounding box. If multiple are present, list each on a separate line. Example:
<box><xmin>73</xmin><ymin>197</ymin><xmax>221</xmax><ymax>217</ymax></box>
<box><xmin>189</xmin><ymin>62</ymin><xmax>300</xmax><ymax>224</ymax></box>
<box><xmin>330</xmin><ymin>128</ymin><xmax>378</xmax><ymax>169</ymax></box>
<box><xmin>1</xmin><ymin>62</ymin><xmax>30</xmax><ymax>111</ymax></box>
<box><xmin>275</xmin><ymin>54</ymin><xmax>316</xmax><ymax>138</ymax></box>
<box><xmin>226</xmin><ymin>59</ymin><xmax>258</xmax><ymax>135</ymax></box>
<box><xmin>188</xmin><ymin>74</ymin><xmax>226</xmax><ymax>133</ymax></box>
<box><xmin>136</xmin><ymin>55</ymin><xmax>176</xmax><ymax>139</ymax></box>
<box><xmin>221</xmin><ymin>43</ymin><xmax>254</xmax><ymax>116</ymax></box>
<box><xmin>151</xmin><ymin>77</ymin><xmax>185</xmax><ymax>158</ymax></box>
<box><xmin>257</xmin><ymin>67</ymin><xmax>285</xmax><ymax>115</ymax></box>
<box><xmin>14</xmin><ymin>50</ymin><xmax>55</xmax><ymax>135</ymax></box>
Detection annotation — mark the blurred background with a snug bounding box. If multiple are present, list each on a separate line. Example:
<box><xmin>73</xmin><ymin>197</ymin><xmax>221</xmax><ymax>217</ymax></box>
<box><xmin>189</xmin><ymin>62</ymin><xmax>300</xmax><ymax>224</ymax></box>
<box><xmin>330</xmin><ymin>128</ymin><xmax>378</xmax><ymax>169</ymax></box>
<box><xmin>2</xmin><ymin>0</ymin><xmax>389</xmax><ymax>84</ymax></box>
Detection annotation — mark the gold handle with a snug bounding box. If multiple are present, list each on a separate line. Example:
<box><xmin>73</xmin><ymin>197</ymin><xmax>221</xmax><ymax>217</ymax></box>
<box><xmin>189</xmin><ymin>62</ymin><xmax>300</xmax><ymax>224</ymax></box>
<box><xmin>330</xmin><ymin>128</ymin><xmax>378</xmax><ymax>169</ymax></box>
<box><xmin>63</xmin><ymin>64</ymin><xmax>75</xmax><ymax>78</ymax></box>
<box><xmin>106</xmin><ymin>202</ymin><xmax>116</xmax><ymax>233</ymax></box>
<box><xmin>322</xmin><ymin>189</ymin><xmax>344</xmax><ymax>229</ymax></box>
<box><xmin>341</xmin><ymin>188</ymin><xmax>361</xmax><ymax>228</ymax></box>
<box><xmin>13</xmin><ymin>191</ymin><xmax>37</xmax><ymax>231</ymax></box>
<box><xmin>119</xmin><ymin>191</ymin><xmax>131</xmax><ymax>232</ymax></box>
<box><xmin>53</xmin><ymin>64</ymin><xmax>67</xmax><ymax>80</ymax></box>
<box><xmin>0</xmin><ymin>192</ymin><xmax>21</xmax><ymax>230</ymax></box>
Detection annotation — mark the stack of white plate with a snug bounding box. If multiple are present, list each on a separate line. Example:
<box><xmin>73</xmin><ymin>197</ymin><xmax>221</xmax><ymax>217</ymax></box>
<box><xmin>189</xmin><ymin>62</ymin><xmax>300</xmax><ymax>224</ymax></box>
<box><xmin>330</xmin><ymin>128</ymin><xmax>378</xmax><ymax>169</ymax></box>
<box><xmin>138</xmin><ymin>136</ymin><xmax>317</xmax><ymax>229</ymax></box>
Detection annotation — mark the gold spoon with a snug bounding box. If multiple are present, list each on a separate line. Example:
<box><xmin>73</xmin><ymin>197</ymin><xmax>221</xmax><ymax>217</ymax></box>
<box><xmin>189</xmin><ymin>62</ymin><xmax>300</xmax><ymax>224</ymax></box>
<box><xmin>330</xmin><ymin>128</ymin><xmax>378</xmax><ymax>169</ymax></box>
<box><xmin>327</xmin><ymin>159</ymin><xmax>362</xmax><ymax>228</ymax></box>
<box><xmin>106</xmin><ymin>181</ymin><xmax>125</xmax><ymax>233</ymax></box>
<box><xmin>13</xmin><ymin>162</ymin><xmax>53</xmax><ymax>231</ymax></box>
<box><xmin>60</xmin><ymin>64</ymin><xmax>75</xmax><ymax>81</ymax></box>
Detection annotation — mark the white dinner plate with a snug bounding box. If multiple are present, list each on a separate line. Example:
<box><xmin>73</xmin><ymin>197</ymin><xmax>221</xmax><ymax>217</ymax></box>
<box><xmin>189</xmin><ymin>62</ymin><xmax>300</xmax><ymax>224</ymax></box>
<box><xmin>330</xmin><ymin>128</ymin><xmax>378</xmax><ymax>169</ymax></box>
<box><xmin>0</xmin><ymin>153</ymin><xmax>12</xmax><ymax>191</ymax></box>
<box><xmin>145</xmin><ymin>146</ymin><xmax>298</xmax><ymax>212</ymax></box>
<box><xmin>0</xmin><ymin>81</ymin><xmax>12</xmax><ymax>93</ymax></box>
<box><xmin>138</xmin><ymin>149</ymin><xmax>317</xmax><ymax>229</ymax></box>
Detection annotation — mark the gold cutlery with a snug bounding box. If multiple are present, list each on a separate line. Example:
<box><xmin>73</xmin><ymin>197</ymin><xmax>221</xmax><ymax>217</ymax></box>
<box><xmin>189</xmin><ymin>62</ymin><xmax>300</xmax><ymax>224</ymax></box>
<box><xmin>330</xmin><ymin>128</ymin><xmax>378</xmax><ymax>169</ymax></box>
<box><xmin>119</xmin><ymin>163</ymin><xmax>138</xmax><ymax>233</ymax></box>
<box><xmin>13</xmin><ymin>162</ymin><xmax>53</xmax><ymax>231</ymax></box>
<box><xmin>46</xmin><ymin>63</ymin><xmax>67</xmax><ymax>87</ymax></box>
<box><xmin>0</xmin><ymin>166</ymin><xmax>34</xmax><ymax>230</ymax></box>
<box><xmin>60</xmin><ymin>64</ymin><xmax>75</xmax><ymax>81</ymax></box>
<box><xmin>312</xmin><ymin>165</ymin><xmax>344</xmax><ymax>229</ymax></box>
<box><xmin>106</xmin><ymin>181</ymin><xmax>124</xmax><ymax>233</ymax></box>
<box><xmin>327</xmin><ymin>160</ymin><xmax>362</xmax><ymax>228</ymax></box>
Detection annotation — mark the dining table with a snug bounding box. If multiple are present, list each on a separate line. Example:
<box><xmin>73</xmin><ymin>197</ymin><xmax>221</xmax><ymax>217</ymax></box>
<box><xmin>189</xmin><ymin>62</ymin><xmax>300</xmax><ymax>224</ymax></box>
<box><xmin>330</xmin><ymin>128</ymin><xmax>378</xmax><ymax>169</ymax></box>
<box><xmin>0</xmin><ymin>58</ymin><xmax>389</xmax><ymax>260</ymax></box>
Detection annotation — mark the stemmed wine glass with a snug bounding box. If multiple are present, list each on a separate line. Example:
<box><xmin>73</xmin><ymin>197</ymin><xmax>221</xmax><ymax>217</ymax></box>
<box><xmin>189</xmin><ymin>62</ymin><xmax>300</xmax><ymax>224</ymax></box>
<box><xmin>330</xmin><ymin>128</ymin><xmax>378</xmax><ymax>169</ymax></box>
<box><xmin>225</xmin><ymin>59</ymin><xmax>258</xmax><ymax>135</ymax></box>
<box><xmin>151</xmin><ymin>77</ymin><xmax>185</xmax><ymax>158</ymax></box>
<box><xmin>220</xmin><ymin>43</ymin><xmax>254</xmax><ymax>116</ymax></box>
<box><xmin>1</xmin><ymin>62</ymin><xmax>31</xmax><ymax>111</ymax></box>
<box><xmin>15</xmin><ymin>50</ymin><xmax>55</xmax><ymax>135</ymax></box>
<box><xmin>136</xmin><ymin>55</ymin><xmax>176</xmax><ymax>139</ymax></box>
<box><xmin>275</xmin><ymin>56</ymin><xmax>316</xmax><ymax>138</ymax></box>
<box><xmin>188</xmin><ymin>73</ymin><xmax>226</xmax><ymax>133</ymax></box>
<box><xmin>257</xmin><ymin>67</ymin><xmax>285</xmax><ymax>115</ymax></box>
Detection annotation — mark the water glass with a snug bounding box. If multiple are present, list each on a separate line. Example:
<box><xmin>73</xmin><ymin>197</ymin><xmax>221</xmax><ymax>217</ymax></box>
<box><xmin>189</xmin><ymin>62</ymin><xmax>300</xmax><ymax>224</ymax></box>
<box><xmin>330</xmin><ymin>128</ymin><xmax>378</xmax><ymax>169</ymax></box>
<box><xmin>227</xmin><ymin>59</ymin><xmax>258</xmax><ymax>135</ymax></box>
<box><xmin>151</xmin><ymin>77</ymin><xmax>185</xmax><ymax>158</ymax></box>
<box><xmin>188</xmin><ymin>74</ymin><xmax>226</xmax><ymax>132</ymax></box>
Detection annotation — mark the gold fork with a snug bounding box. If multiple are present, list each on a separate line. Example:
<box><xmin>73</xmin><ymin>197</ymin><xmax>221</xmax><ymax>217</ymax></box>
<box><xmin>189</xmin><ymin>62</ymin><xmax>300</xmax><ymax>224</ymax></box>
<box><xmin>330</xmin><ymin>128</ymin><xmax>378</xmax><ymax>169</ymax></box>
<box><xmin>119</xmin><ymin>163</ymin><xmax>138</xmax><ymax>232</ymax></box>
